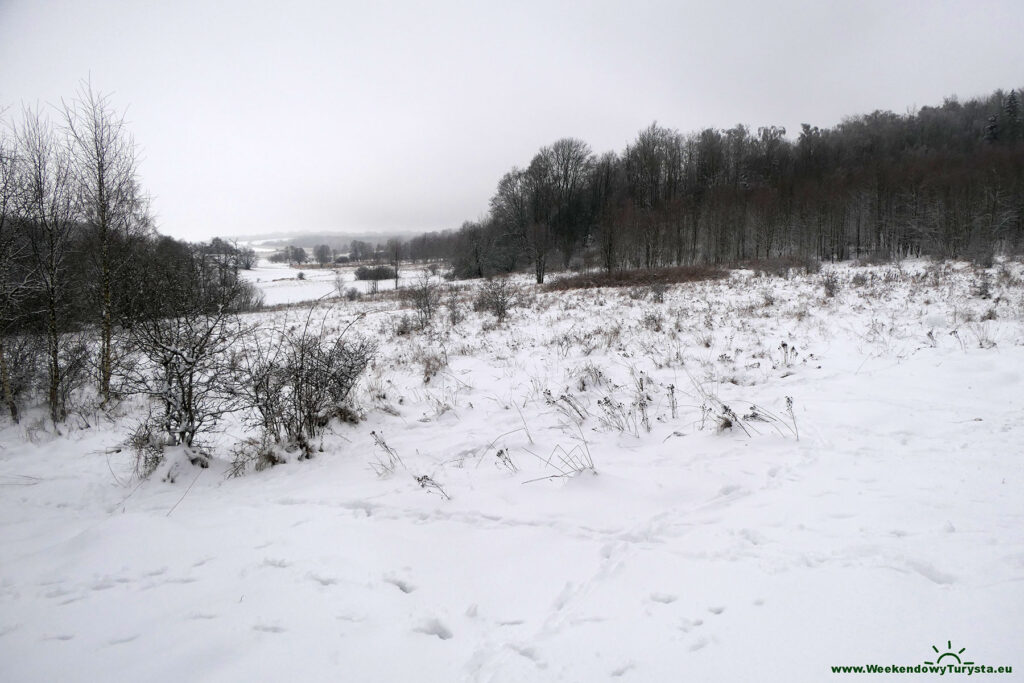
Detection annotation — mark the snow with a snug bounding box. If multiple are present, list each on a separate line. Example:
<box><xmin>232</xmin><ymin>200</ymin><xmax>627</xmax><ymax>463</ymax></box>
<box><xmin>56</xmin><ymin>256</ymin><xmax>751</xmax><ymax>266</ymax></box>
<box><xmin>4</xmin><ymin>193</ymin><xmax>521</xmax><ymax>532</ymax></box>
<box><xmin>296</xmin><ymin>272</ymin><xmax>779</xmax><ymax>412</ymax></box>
<box><xmin>1</xmin><ymin>260</ymin><xmax>1022</xmax><ymax>681</ymax></box>
<box><xmin>239</xmin><ymin>260</ymin><xmax>431</xmax><ymax>305</ymax></box>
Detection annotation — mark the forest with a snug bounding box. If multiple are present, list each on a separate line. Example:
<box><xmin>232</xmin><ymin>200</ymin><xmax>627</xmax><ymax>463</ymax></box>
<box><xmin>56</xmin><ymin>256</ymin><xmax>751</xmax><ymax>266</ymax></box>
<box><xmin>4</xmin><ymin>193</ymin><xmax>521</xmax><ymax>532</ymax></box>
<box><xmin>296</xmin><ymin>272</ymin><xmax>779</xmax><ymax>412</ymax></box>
<box><xmin>390</xmin><ymin>88</ymin><xmax>1024</xmax><ymax>281</ymax></box>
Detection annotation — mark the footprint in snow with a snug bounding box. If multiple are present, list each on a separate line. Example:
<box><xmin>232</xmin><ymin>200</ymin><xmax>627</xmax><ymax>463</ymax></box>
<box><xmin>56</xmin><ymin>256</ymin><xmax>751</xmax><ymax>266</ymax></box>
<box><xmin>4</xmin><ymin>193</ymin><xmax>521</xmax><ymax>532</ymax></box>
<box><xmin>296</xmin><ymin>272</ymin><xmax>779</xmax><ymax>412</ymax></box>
<box><xmin>253</xmin><ymin>624</ymin><xmax>286</xmax><ymax>634</ymax></box>
<box><xmin>384</xmin><ymin>576</ymin><xmax>416</xmax><ymax>593</ymax></box>
<box><xmin>107</xmin><ymin>635</ymin><xmax>139</xmax><ymax>646</ymax></box>
<box><xmin>261</xmin><ymin>558</ymin><xmax>290</xmax><ymax>569</ymax></box>
<box><xmin>307</xmin><ymin>572</ymin><xmax>338</xmax><ymax>586</ymax></box>
<box><xmin>689</xmin><ymin>637</ymin><xmax>710</xmax><ymax>651</ymax></box>
<box><xmin>611</xmin><ymin>661</ymin><xmax>636</xmax><ymax>677</ymax></box>
<box><xmin>708</xmin><ymin>605</ymin><xmax>725</xmax><ymax>615</ymax></box>
<box><xmin>649</xmin><ymin>592</ymin><xmax>677</xmax><ymax>604</ymax></box>
<box><xmin>507</xmin><ymin>644</ymin><xmax>545</xmax><ymax>667</ymax></box>
<box><xmin>413</xmin><ymin>618</ymin><xmax>452</xmax><ymax>640</ymax></box>
<box><xmin>678</xmin><ymin>618</ymin><xmax>703</xmax><ymax>633</ymax></box>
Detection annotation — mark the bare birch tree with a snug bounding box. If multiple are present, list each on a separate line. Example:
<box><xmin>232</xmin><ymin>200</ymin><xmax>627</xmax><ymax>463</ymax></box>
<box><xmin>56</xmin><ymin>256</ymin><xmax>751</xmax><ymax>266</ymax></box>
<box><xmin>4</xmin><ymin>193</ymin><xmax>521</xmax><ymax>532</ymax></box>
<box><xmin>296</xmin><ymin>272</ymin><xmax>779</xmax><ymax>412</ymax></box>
<box><xmin>63</xmin><ymin>82</ymin><xmax>149</xmax><ymax>405</ymax></box>
<box><xmin>14</xmin><ymin>106</ymin><xmax>78</xmax><ymax>424</ymax></box>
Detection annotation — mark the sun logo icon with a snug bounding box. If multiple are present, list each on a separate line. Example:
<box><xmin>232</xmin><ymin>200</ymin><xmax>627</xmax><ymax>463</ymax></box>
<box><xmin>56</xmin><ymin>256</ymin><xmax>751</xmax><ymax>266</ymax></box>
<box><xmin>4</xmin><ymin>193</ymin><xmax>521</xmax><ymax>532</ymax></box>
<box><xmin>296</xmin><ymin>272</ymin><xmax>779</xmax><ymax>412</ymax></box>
<box><xmin>924</xmin><ymin>641</ymin><xmax>975</xmax><ymax>666</ymax></box>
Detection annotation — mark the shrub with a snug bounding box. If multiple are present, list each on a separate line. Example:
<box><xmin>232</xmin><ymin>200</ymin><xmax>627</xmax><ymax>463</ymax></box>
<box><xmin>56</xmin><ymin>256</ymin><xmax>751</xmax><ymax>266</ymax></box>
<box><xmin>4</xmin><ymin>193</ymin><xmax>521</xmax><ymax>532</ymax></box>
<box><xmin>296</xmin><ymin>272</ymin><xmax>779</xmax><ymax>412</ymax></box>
<box><xmin>355</xmin><ymin>265</ymin><xmax>397</xmax><ymax>281</ymax></box>
<box><xmin>123</xmin><ymin>309</ymin><xmax>247</xmax><ymax>466</ymax></box>
<box><xmin>822</xmin><ymin>270</ymin><xmax>841</xmax><ymax>298</ymax></box>
<box><xmin>2</xmin><ymin>334</ymin><xmax>46</xmax><ymax>422</ymax></box>
<box><xmin>640</xmin><ymin>311</ymin><xmax>663</xmax><ymax>332</ymax></box>
<box><xmin>475</xmin><ymin>278</ymin><xmax>518</xmax><ymax>322</ymax></box>
<box><xmin>240</xmin><ymin>318</ymin><xmax>376</xmax><ymax>458</ymax></box>
<box><xmin>405</xmin><ymin>274</ymin><xmax>441</xmax><ymax>329</ymax></box>
<box><xmin>445</xmin><ymin>286</ymin><xmax>465</xmax><ymax>326</ymax></box>
<box><xmin>127</xmin><ymin>413</ymin><xmax>172</xmax><ymax>478</ymax></box>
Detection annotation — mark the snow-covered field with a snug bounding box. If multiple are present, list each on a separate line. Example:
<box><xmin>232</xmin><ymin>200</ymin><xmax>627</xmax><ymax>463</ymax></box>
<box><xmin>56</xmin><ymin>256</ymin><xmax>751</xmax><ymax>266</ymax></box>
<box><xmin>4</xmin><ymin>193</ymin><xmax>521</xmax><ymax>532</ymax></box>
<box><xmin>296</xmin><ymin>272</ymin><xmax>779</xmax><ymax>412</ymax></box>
<box><xmin>1</xmin><ymin>260</ymin><xmax>1022</xmax><ymax>681</ymax></box>
<box><xmin>240</xmin><ymin>260</ymin><xmax>431</xmax><ymax>306</ymax></box>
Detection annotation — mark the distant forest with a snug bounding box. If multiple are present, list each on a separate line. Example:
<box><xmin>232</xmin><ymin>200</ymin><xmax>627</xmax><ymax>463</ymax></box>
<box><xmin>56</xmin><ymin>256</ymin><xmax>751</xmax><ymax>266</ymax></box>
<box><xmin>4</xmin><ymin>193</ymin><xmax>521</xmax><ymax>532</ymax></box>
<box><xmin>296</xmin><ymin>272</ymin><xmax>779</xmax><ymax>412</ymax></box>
<box><xmin>381</xmin><ymin>88</ymin><xmax>1024</xmax><ymax>282</ymax></box>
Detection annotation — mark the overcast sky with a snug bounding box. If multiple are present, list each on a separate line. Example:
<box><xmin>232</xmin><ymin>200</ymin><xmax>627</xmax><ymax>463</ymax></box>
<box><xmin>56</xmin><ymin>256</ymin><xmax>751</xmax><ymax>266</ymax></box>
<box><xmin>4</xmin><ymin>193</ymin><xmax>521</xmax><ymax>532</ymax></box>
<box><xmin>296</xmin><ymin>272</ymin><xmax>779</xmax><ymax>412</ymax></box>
<box><xmin>2</xmin><ymin>0</ymin><xmax>1022</xmax><ymax>242</ymax></box>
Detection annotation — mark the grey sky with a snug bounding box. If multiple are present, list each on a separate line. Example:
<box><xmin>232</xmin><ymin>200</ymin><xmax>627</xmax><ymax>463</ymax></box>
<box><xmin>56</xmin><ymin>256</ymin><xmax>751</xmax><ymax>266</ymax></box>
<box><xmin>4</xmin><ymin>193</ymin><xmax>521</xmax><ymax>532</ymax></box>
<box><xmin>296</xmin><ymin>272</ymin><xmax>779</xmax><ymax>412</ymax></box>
<box><xmin>2</xmin><ymin>0</ymin><xmax>1022</xmax><ymax>241</ymax></box>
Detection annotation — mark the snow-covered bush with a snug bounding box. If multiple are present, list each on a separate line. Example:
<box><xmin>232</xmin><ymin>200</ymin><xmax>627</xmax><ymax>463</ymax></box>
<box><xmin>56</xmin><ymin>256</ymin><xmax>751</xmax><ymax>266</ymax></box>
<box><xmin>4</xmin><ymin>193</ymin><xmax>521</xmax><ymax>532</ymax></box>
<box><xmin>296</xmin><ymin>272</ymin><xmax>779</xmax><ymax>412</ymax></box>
<box><xmin>123</xmin><ymin>309</ymin><xmax>247</xmax><ymax>467</ymax></box>
<box><xmin>405</xmin><ymin>274</ymin><xmax>441</xmax><ymax>330</ymax></box>
<box><xmin>474</xmin><ymin>277</ymin><xmax>518</xmax><ymax>323</ymax></box>
<box><xmin>239</xmin><ymin>316</ymin><xmax>376</xmax><ymax>459</ymax></box>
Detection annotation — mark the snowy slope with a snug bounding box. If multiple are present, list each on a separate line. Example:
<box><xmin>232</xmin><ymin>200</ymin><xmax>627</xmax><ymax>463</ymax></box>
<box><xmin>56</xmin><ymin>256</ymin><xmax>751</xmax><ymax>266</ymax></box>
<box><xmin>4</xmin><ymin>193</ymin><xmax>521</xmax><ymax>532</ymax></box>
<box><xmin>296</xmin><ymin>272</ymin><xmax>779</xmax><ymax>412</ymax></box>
<box><xmin>1</xmin><ymin>261</ymin><xmax>1022</xmax><ymax>681</ymax></box>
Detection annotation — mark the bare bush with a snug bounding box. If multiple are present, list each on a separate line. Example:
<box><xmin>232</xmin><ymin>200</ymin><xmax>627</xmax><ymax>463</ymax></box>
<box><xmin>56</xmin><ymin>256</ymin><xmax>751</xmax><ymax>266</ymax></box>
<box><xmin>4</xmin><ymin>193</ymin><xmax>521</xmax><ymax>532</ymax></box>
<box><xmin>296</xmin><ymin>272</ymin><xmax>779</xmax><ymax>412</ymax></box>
<box><xmin>475</xmin><ymin>277</ymin><xmax>518</xmax><ymax>323</ymax></box>
<box><xmin>822</xmin><ymin>270</ymin><xmax>841</xmax><ymax>298</ymax></box>
<box><xmin>228</xmin><ymin>435</ymin><xmax>283</xmax><ymax>478</ymax></box>
<box><xmin>2</xmin><ymin>334</ymin><xmax>45</xmax><ymax>421</ymax></box>
<box><xmin>123</xmin><ymin>308</ymin><xmax>247</xmax><ymax>467</ymax></box>
<box><xmin>445</xmin><ymin>286</ymin><xmax>465</xmax><ymax>326</ymax></box>
<box><xmin>126</xmin><ymin>411</ymin><xmax>168</xmax><ymax>478</ymax></box>
<box><xmin>55</xmin><ymin>332</ymin><xmax>93</xmax><ymax>418</ymax></box>
<box><xmin>405</xmin><ymin>274</ymin><xmax>441</xmax><ymax>329</ymax></box>
<box><xmin>240</xmin><ymin>313</ymin><xmax>376</xmax><ymax>458</ymax></box>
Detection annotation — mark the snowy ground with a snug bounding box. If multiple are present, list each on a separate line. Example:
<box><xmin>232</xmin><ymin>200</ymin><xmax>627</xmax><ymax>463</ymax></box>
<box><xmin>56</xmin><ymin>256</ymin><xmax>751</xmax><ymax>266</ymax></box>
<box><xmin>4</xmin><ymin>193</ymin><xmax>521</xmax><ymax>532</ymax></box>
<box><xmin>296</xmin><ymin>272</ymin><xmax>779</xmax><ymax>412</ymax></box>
<box><xmin>240</xmin><ymin>260</ymin><xmax>432</xmax><ymax>305</ymax></box>
<box><xmin>1</xmin><ymin>260</ymin><xmax>1022</xmax><ymax>681</ymax></box>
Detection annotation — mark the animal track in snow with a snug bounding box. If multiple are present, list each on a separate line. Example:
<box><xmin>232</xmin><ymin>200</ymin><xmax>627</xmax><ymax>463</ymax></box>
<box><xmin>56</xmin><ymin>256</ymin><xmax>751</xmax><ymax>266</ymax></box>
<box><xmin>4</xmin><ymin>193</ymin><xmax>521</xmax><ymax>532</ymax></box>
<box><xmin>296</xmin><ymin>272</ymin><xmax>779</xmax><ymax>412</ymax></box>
<box><xmin>261</xmin><ymin>558</ymin><xmax>290</xmax><ymax>569</ymax></box>
<box><xmin>611</xmin><ymin>661</ymin><xmax>636</xmax><ymax>677</ymax></box>
<box><xmin>678</xmin><ymin>617</ymin><xmax>704</xmax><ymax>632</ymax></box>
<box><xmin>384</xmin><ymin>576</ymin><xmax>416</xmax><ymax>593</ymax></box>
<box><xmin>107</xmin><ymin>634</ymin><xmax>139</xmax><ymax>646</ymax></box>
<box><xmin>507</xmin><ymin>644</ymin><xmax>545</xmax><ymax>667</ymax></box>
<box><xmin>413</xmin><ymin>618</ymin><xmax>452</xmax><ymax>640</ymax></box>
<box><xmin>307</xmin><ymin>572</ymin><xmax>338</xmax><ymax>586</ymax></box>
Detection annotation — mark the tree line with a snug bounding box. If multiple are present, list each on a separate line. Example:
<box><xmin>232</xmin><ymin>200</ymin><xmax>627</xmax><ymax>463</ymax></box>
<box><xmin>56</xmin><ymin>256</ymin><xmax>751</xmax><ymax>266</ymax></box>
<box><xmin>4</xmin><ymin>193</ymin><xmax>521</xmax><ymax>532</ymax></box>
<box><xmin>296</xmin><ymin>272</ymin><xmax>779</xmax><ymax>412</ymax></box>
<box><xmin>390</xmin><ymin>88</ymin><xmax>1024</xmax><ymax>282</ymax></box>
<box><xmin>0</xmin><ymin>86</ymin><xmax>262</xmax><ymax>426</ymax></box>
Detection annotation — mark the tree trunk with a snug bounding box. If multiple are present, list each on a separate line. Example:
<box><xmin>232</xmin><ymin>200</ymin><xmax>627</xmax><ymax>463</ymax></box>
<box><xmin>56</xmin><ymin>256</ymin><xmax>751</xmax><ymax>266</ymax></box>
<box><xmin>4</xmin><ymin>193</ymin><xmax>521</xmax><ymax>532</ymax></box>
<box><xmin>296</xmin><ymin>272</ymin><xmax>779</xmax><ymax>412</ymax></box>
<box><xmin>0</xmin><ymin>338</ymin><xmax>18</xmax><ymax>423</ymax></box>
<box><xmin>100</xmin><ymin>230</ymin><xmax>112</xmax><ymax>405</ymax></box>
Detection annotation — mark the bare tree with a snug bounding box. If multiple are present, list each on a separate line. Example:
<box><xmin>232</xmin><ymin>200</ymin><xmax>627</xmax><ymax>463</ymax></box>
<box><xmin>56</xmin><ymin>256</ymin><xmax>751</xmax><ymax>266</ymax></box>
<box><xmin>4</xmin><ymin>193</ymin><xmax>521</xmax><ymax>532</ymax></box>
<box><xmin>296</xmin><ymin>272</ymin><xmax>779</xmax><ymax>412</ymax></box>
<box><xmin>14</xmin><ymin>106</ymin><xmax>79</xmax><ymax>424</ymax></box>
<box><xmin>0</xmin><ymin>116</ymin><xmax>33</xmax><ymax>421</ymax></box>
<box><xmin>63</xmin><ymin>82</ymin><xmax>150</xmax><ymax>405</ymax></box>
<box><xmin>313</xmin><ymin>243</ymin><xmax>332</xmax><ymax>266</ymax></box>
<box><xmin>491</xmin><ymin>167</ymin><xmax>540</xmax><ymax>279</ymax></box>
<box><xmin>386</xmin><ymin>237</ymin><xmax>402</xmax><ymax>289</ymax></box>
<box><xmin>235</xmin><ymin>244</ymin><xmax>258</xmax><ymax>269</ymax></box>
